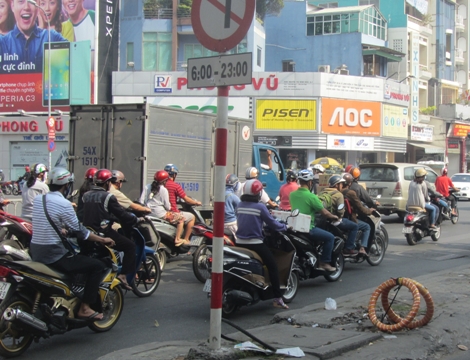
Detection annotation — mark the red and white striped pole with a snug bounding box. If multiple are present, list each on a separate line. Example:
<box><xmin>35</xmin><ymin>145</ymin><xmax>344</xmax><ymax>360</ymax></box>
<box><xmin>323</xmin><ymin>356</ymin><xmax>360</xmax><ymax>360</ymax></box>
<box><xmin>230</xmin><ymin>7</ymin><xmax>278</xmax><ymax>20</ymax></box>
<box><xmin>209</xmin><ymin>85</ymin><xmax>229</xmax><ymax>350</ymax></box>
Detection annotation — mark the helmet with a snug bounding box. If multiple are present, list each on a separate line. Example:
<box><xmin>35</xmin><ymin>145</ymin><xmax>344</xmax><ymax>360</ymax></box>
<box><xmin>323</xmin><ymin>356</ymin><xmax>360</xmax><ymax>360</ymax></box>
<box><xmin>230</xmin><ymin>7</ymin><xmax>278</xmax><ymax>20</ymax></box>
<box><xmin>415</xmin><ymin>168</ymin><xmax>427</xmax><ymax>178</ymax></box>
<box><xmin>49</xmin><ymin>167</ymin><xmax>74</xmax><ymax>185</ymax></box>
<box><xmin>154</xmin><ymin>170</ymin><xmax>169</xmax><ymax>182</ymax></box>
<box><xmin>286</xmin><ymin>170</ymin><xmax>297</xmax><ymax>182</ymax></box>
<box><xmin>85</xmin><ymin>168</ymin><xmax>98</xmax><ymax>180</ymax></box>
<box><xmin>25</xmin><ymin>166</ymin><xmax>30</xmax><ymax>172</ymax></box>
<box><xmin>350</xmin><ymin>167</ymin><xmax>361</xmax><ymax>179</ymax></box>
<box><xmin>328</xmin><ymin>175</ymin><xmax>346</xmax><ymax>187</ymax></box>
<box><xmin>243</xmin><ymin>179</ymin><xmax>263</xmax><ymax>196</ymax></box>
<box><xmin>343</xmin><ymin>173</ymin><xmax>353</xmax><ymax>185</ymax></box>
<box><xmin>245</xmin><ymin>167</ymin><xmax>259</xmax><ymax>180</ymax></box>
<box><xmin>297</xmin><ymin>169</ymin><xmax>314</xmax><ymax>182</ymax></box>
<box><xmin>33</xmin><ymin>163</ymin><xmax>47</xmax><ymax>175</ymax></box>
<box><xmin>225</xmin><ymin>174</ymin><xmax>239</xmax><ymax>187</ymax></box>
<box><xmin>312</xmin><ymin>164</ymin><xmax>325</xmax><ymax>173</ymax></box>
<box><xmin>164</xmin><ymin>164</ymin><xmax>178</xmax><ymax>176</ymax></box>
<box><xmin>111</xmin><ymin>170</ymin><xmax>127</xmax><ymax>183</ymax></box>
<box><xmin>94</xmin><ymin>169</ymin><xmax>114</xmax><ymax>184</ymax></box>
<box><xmin>344</xmin><ymin>164</ymin><xmax>353</xmax><ymax>173</ymax></box>
<box><xmin>442</xmin><ymin>168</ymin><xmax>448</xmax><ymax>175</ymax></box>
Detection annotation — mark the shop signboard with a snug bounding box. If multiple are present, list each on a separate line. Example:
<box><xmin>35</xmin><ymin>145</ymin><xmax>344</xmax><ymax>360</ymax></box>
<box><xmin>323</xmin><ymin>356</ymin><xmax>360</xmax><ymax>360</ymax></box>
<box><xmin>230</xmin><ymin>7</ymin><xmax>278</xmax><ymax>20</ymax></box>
<box><xmin>384</xmin><ymin>81</ymin><xmax>410</xmax><ymax>107</ymax></box>
<box><xmin>327</xmin><ymin>135</ymin><xmax>374</xmax><ymax>151</ymax></box>
<box><xmin>382</xmin><ymin>104</ymin><xmax>408</xmax><ymax>138</ymax></box>
<box><xmin>254</xmin><ymin>136</ymin><xmax>292</xmax><ymax>147</ymax></box>
<box><xmin>255</xmin><ymin>99</ymin><xmax>317</xmax><ymax>130</ymax></box>
<box><xmin>410</xmin><ymin>124</ymin><xmax>433</xmax><ymax>142</ymax></box>
<box><xmin>0</xmin><ymin>116</ymin><xmax>69</xmax><ymax>135</ymax></box>
<box><xmin>453</xmin><ymin>123</ymin><xmax>470</xmax><ymax>137</ymax></box>
<box><xmin>321</xmin><ymin>98</ymin><xmax>381</xmax><ymax>136</ymax></box>
<box><xmin>410</xmin><ymin>31</ymin><xmax>420</xmax><ymax>124</ymax></box>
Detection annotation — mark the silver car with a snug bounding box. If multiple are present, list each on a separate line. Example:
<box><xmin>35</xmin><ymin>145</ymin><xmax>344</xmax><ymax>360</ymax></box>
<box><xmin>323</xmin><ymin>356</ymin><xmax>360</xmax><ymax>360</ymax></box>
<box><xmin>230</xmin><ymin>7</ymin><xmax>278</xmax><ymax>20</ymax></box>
<box><xmin>450</xmin><ymin>173</ymin><xmax>470</xmax><ymax>200</ymax></box>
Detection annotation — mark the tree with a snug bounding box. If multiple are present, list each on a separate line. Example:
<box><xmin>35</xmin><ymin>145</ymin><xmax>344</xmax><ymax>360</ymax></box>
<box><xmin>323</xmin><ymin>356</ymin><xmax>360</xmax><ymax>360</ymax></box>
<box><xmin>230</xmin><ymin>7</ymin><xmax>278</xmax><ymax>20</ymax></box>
<box><xmin>256</xmin><ymin>0</ymin><xmax>284</xmax><ymax>20</ymax></box>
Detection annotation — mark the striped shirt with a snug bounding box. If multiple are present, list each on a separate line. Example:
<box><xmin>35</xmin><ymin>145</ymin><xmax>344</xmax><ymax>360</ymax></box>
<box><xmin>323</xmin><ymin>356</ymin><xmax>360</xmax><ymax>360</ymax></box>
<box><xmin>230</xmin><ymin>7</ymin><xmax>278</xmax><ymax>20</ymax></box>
<box><xmin>31</xmin><ymin>192</ymin><xmax>90</xmax><ymax>264</ymax></box>
<box><xmin>165</xmin><ymin>179</ymin><xmax>186</xmax><ymax>212</ymax></box>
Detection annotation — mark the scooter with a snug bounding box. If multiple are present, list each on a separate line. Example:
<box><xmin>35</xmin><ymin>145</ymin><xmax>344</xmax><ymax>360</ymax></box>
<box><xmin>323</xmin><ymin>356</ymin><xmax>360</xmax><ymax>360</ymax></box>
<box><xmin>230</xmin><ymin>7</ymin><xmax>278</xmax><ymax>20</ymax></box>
<box><xmin>403</xmin><ymin>202</ymin><xmax>442</xmax><ymax>246</ymax></box>
<box><xmin>204</xmin><ymin>211</ymin><xmax>299</xmax><ymax>318</ymax></box>
<box><xmin>0</xmin><ymin>203</ymin><xmax>33</xmax><ymax>261</ymax></box>
<box><xmin>0</xmin><ymin>181</ymin><xmax>13</xmax><ymax>196</ymax></box>
<box><xmin>434</xmin><ymin>189</ymin><xmax>459</xmax><ymax>225</ymax></box>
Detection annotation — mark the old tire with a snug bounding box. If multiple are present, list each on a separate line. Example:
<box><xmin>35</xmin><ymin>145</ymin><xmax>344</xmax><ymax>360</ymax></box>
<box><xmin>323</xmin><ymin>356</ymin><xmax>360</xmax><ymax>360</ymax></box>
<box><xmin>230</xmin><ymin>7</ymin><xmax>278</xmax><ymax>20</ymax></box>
<box><xmin>156</xmin><ymin>249</ymin><xmax>167</xmax><ymax>271</ymax></box>
<box><xmin>88</xmin><ymin>286</ymin><xmax>124</xmax><ymax>333</ymax></box>
<box><xmin>451</xmin><ymin>207</ymin><xmax>459</xmax><ymax>224</ymax></box>
<box><xmin>405</xmin><ymin>233</ymin><xmax>417</xmax><ymax>246</ymax></box>
<box><xmin>132</xmin><ymin>254</ymin><xmax>161</xmax><ymax>297</ymax></box>
<box><xmin>192</xmin><ymin>244</ymin><xmax>212</xmax><ymax>283</ymax></box>
<box><xmin>367</xmin><ymin>234</ymin><xmax>386</xmax><ymax>266</ymax></box>
<box><xmin>379</xmin><ymin>226</ymin><xmax>389</xmax><ymax>250</ymax></box>
<box><xmin>282</xmin><ymin>271</ymin><xmax>299</xmax><ymax>303</ymax></box>
<box><xmin>324</xmin><ymin>253</ymin><xmax>344</xmax><ymax>282</ymax></box>
<box><xmin>431</xmin><ymin>227</ymin><xmax>441</xmax><ymax>242</ymax></box>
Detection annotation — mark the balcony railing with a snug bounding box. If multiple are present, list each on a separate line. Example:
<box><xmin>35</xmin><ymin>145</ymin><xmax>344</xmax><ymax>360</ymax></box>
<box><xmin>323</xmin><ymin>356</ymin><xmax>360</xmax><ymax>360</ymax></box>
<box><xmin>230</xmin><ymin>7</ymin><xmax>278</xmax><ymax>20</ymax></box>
<box><xmin>455</xmin><ymin>48</ymin><xmax>465</xmax><ymax>63</ymax></box>
<box><xmin>143</xmin><ymin>8</ymin><xmax>191</xmax><ymax>20</ymax></box>
<box><xmin>456</xmin><ymin>14</ymin><xmax>464</xmax><ymax>29</ymax></box>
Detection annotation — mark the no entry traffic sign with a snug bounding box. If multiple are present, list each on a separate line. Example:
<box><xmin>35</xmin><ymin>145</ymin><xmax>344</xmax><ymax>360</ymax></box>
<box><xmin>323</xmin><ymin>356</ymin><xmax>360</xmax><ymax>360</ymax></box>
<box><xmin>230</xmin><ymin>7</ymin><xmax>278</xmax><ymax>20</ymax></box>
<box><xmin>191</xmin><ymin>0</ymin><xmax>256</xmax><ymax>53</ymax></box>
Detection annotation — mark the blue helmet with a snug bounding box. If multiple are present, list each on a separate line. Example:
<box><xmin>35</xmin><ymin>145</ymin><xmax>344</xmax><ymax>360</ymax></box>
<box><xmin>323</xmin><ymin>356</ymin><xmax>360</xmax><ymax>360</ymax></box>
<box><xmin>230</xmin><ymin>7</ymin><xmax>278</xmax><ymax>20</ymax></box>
<box><xmin>164</xmin><ymin>164</ymin><xmax>179</xmax><ymax>176</ymax></box>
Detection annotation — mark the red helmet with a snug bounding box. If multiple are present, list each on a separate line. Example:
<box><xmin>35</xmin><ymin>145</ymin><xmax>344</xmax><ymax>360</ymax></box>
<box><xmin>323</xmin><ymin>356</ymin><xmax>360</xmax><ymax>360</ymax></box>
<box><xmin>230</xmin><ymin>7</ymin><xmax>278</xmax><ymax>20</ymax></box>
<box><xmin>243</xmin><ymin>179</ymin><xmax>263</xmax><ymax>196</ymax></box>
<box><xmin>25</xmin><ymin>166</ymin><xmax>30</xmax><ymax>172</ymax></box>
<box><xmin>154</xmin><ymin>170</ymin><xmax>169</xmax><ymax>182</ymax></box>
<box><xmin>94</xmin><ymin>169</ymin><xmax>114</xmax><ymax>184</ymax></box>
<box><xmin>345</xmin><ymin>164</ymin><xmax>353</xmax><ymax>173</ymax></box>
<box><xmin>85</xmin><ymin>167</ymin><xmax>98</xmax><ymax>180</ymax></box>
<box><xmin>442</xmin><ymin>168</ymin><xmax>448</xmax><ymax>175</ymax></box>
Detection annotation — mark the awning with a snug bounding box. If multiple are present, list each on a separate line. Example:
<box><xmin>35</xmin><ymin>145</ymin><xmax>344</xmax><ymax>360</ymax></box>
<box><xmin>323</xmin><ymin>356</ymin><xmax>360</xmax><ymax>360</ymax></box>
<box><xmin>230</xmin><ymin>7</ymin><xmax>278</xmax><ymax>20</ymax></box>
<box><xmin>362</xmin><ymin>47</ymin><xmax>405</xmax><ymax>62</ymax></box>
<box><xmin>408</xmin><ymin>142</ymin><xmax>445</xmax><ymax>154</ymax></box>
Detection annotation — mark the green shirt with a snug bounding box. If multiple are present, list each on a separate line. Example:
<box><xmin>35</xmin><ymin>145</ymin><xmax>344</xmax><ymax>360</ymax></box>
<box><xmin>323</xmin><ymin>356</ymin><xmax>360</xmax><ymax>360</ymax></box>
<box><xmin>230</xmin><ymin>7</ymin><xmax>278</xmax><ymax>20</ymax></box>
<box><xmin>289</xmin><ymin>187</ymin><xmax>324</xmax><ymax>229</ymax></box>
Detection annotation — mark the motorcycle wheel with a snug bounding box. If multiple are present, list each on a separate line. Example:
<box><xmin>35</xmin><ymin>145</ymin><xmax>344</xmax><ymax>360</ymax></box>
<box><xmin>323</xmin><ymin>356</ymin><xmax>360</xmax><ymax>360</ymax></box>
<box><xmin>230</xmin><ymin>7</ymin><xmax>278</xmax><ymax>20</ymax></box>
<box><xmin>0</xmin><ymin>295</ymin><xmax>34</xmax><ymax>358</ymax></box>
<box><xmin>324</xmin><ymin>253</ymin><xmax>344</xmax><ymax>282</ymax></box>
<box><xmin>379</xmin><ymin>226</ymin><xmax>389</xmax><ymax>250</ymax></box>
<box><xmin>192</xmin><ymin>244</ymin><xmax>212</xmax><ymax>283</ymax></box>
<box><xmin>451</xmin><ymin>207</ymin><xmax>459</xmax><ymax>224</ymax></box>
<box><xmin>132</xmin><ymin>254</ymin><xmax>161</xmax><ymax>297</ymax></box>
<box><xmin>157</xmin><ymin>249</ymin><xmax>167</xmax><ymax>271</ymax></box>
<box><xmin>282</xmin><ymin>271</ymin><xmax>299</xmax><ymax>303</ymax></box>
<box><xmin>431</xmin><ymin>227</ymin><xmax>441</xmax><ymax>242</ymax></box>
<box><xmin>88</xmin><ymin>286</ymin><xmax>124</xmax><ymax>332</ymax></box>
<box><xmin>405</xmin><ymin>232</ymin><xmax>418</xmax><ymax>246</ymax></box>
<box><xmin>221</xmin><ymin>284</ymin><xmax>238</xmax><ymax>318</ymax></box>
<box><xmin>12</xmin><ymin>188</ymin><xmax>18</xmax><ymax>196</ymax></box>
<box><xmin>366</xmin><ymin>234</ymin><xmax>386</xmax><ymax>266</ymax></box>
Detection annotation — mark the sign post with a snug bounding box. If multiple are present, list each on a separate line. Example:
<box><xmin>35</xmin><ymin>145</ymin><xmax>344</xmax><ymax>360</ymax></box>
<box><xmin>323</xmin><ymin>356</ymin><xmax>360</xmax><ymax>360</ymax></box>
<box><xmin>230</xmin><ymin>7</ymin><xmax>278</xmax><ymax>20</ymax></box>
<box><xmin>191</xmin><ymin>0</ymin><xmax>255</xmax><ymax>351</ymax></box>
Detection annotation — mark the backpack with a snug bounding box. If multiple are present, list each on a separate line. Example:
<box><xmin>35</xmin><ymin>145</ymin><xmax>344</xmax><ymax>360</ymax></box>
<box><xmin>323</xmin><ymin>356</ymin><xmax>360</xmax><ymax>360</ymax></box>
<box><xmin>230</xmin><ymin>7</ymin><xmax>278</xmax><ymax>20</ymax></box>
<box><xmin>317</xmin><ymin>190</ymin><xmax>337</xmax><ymax>213</ymax></box>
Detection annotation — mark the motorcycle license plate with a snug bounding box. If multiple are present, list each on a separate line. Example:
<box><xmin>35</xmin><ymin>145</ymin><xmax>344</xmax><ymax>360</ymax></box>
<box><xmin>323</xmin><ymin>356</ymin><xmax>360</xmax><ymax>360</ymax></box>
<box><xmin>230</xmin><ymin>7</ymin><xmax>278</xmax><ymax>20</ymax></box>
<box><xmin>402</xmin><ymin>227</ymin><xmax>413</xmax><ymax>234</ymax></box>
<box><xmin>203</xmin><ymin>279</ymin><xmax>211</xmax><ymax>293</ymax></box>
<box><xmin>0</xmin><ymin>281</ymin><xmax>11</xmax><ymax>300</ymax></box>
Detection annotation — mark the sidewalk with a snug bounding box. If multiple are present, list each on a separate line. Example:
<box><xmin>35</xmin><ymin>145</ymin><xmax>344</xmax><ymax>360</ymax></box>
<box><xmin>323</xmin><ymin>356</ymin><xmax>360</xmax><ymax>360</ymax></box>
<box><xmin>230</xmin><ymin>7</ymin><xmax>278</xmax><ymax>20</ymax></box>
<box><xmin>99</xmin><ymin>264</ymin><xmax>470</xmax><ymax>360</ymax></box>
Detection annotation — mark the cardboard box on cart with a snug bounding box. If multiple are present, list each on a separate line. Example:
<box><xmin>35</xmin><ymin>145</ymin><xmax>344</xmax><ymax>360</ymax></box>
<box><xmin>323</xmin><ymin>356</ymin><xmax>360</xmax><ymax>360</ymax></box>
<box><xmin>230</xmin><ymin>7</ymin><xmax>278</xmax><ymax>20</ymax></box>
<box><xmin>317</xmin><ymin>174</ymin><xmax>330</xmax><ymax>193</ymax></box>
<box><xmin>271</xmin><ymin>210</ymin><xmax>311</xmax><ymax>233</ymax></box>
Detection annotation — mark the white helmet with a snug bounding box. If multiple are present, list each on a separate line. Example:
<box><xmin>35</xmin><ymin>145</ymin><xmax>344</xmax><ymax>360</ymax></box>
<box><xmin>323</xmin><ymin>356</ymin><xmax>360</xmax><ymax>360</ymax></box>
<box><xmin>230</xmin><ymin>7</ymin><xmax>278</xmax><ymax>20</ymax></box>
<box><xmin>297</xmin><ymin>169</ymin><xmax>314</xmax><ymax>182</ymax></box>
<box><xmin>312</xmin><ymin>164</ymin><xmax>325</xmax><ymax>173</ymax></box>
<box><xmin>49</xmin><ymin>167</ymin><xmax>74</xmax><ymax>185</ymax></box>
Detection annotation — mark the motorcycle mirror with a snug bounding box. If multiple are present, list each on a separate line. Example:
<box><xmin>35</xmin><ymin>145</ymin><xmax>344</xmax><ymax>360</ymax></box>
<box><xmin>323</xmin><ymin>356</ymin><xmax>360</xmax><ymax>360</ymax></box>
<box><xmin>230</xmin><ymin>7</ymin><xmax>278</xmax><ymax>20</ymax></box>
<box><xmin>337</xmin><ymin>203</ymin><xmax>345</xmax><ymax>211</ymax></box>
<box><xmin>291</xmin><ymin>209</ymin><xmax>300</xmax><ymax>217</ymax></box>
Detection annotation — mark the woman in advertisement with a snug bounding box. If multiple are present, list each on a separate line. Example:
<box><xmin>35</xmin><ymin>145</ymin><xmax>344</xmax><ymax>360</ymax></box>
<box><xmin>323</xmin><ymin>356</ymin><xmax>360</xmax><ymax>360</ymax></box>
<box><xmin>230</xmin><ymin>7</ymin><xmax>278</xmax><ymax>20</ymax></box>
<box><xmin>37</xmin><ymin>0</ymin><xmax>65</xmax><ymax>34</ymax></box>
<box><xmin>0</xmin><ymin>0</ymin><xmax>15</xmax><ymax>35</ymax></box>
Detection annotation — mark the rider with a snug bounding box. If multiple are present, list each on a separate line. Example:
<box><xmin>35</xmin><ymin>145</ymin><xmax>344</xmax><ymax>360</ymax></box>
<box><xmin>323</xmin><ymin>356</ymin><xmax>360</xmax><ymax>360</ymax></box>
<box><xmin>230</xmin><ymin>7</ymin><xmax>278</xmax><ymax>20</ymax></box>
<box><xmin>82</xmin><ymin>169</ymin><xmax>138</xmax><ymax>290</ymax></box>
<box><xmin>164</xmin><ymin>164</ymin><xmax>202</xmax><ymax>245</ymax></box>
<box><xmin>278</xmin><ymin>170</ymin><xmax>299</xmax><ymax>211</ymax></box>
<box><xmin>349</xmin><ymin>167</ymin><xmax>380</xmax><ymax>209</ymax></box>
<box><xmin>110</xmin><ymin>170</ymin><xmax>151</xmax><ymax>215</ymax></box>
<box><xmin>21</xmin><ymin>163</ymin><xmax>49</xmax><ymax>220</ymax></box>
<box><xmin>0</xmin><ymin>187</ymin><xmax>9</xmax><ymax>207</ymax></box>
<box><xmin>319</xmin><ymin>175</ymin><xmax>358</xmax><ymax>256</ymax></box>
<box><xmin>342</xmin><ymin>173</ymin><xmax>373</xmax><ymax>256</ymax></box>
<box><xmin>435</xmin><ymin>168</ymin><xmax>459</xmax><ymax>216</ymax></box>
<box><xmin>224</xmin><ymin>174</ymin><xmax>240</xmax><ymax>238</ymax></box>
<box><xmin>30</xmin><ymin>167</ymin><xmax>115</xmax><ymax>321</ymax></box>
<box><xmin>235</xmin><ymin>167</ymin><xmax>278</xmax><ymax>208</ymax></box>
<box><xmin>18</xmin><ymin>165</ymin><xmax>30</xmax><ymax>191</ymax></box>
<box><xmin>311</xmin><ymin>164</ymin><xmax>325</xmax><ymax>195</ymax></box>
<box><xmin>289</xmin><ymin>169</ymin><xmax>338</xmax><ymax>272</ymax></box>
<box><xmin>77</xmin><ymin>167</ymin><xmax>98</xmax><ymax>222</ymax></box>
<box><xmin>407</xmin><ymin>168</ymin><xmax>436</xmax><ymax>228</ymax></box>
<box><xmin>235</xmin><ymin>179</ymin><xmax>289</xmax><ymax>310</ymax></box>
<box><xmin>139</xmin><ymin>170</ymin><xmax>185</xmax><ymax>245</ymax></box>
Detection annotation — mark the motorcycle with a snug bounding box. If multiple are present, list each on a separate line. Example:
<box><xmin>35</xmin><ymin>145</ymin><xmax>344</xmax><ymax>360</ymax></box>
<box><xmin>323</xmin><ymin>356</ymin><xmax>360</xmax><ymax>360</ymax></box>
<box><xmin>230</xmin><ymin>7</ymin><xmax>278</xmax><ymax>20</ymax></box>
<box><xmin>11</xmin><ymin>181</ymin><xmax>21</xmax><ymax>196</ymax></box>
<box><xmin>0</xmin><ymin>204</ymin><xmax>33</xmax><ymax>261</ymax></box>
<box><xmin>204</xmin><ymin>211</ymin><xmax>299</xmax><ymax>318</ymax></box>
<box><xmin>435</xmin><ymin>189</ymin><xmax>459</xmax><ymax>225</ymax></box>
<box><xmin>1</xmin><ymin>182</ymin><xmax>13</xmax><ymax>196</ymax></box>
<box><xmin>0</xmin><ymin>244</ymin><xmax>123</xmax><ymax>358</ymax></box>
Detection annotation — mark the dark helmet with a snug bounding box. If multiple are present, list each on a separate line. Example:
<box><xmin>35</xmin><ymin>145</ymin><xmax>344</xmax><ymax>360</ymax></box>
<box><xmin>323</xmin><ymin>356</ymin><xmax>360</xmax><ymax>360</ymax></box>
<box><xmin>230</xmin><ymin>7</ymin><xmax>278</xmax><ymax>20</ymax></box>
<box><xmin>286</xmin><ymin>170</ymin><xmax>297</xmax><ymax>182</ymax></box>
<box><xmin>328</xmin><ymin>175</ymin><xmax>346</xmax><ymax>187</ymax></box>
<box><xmin>164</xmin><ymin>164</ymin><xmax>179</xmax><ymax>176</ymax></box>
<box><xmin>85</xmin><ymin>168</ymin><xmax>98</xmax><ymax>180</ymax></box>
<box><xmin>94</xmin><ymin>169</ymin><xmax>114</xmax><ymax>184</ymax></box>
<box><xmin>225</xmin><ymin>174</ymin><xmax>239</xmax><ymax>187</ymax></box>
<box><xmin>343</xmin><ymin>173</ymin><xmax>353</xmax><ymax>185</ymax></box>
<box><xmin>111</xmin><ymin>170</ymin><xmax>127</xmax><ymax>183</ymax></box>
<box><xmin>243</xmin><ymin>179</ymin><xmax>263</xmax><ymax>196</ymax></box>
<box><xmin>350</xmin><ymin>167</ymin><xmax>361</xmax><ymax>179</ymax></box>
<box><xmin>154</xmin><ymin>170</ymin><xmax>169</xmax><ymax>182</ymax></box>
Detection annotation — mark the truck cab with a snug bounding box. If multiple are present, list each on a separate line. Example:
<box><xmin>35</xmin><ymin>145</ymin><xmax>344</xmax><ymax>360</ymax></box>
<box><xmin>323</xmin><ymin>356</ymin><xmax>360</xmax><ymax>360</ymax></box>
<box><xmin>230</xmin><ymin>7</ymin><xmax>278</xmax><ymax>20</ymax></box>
<box><xmin>252</xmin><ymin>143</ymin><xmax>286</xmax><ymax>200</ymax></box>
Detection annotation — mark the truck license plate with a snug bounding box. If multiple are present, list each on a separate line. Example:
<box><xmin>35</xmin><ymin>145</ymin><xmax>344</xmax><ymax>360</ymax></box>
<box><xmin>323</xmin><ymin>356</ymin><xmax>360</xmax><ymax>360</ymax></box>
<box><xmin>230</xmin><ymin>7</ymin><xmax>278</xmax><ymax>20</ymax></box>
<box><xmin>0</xmin><ymin>281</ymin><xmax>11</xmax><ymax>300</ymax></box>
<box><xmin>203</xmin><ymin>279</ymin><xmax>211</xmax><ymax>293</ymax></box>
<box><xmin>402</xmin><ymin>227</ymin><xmax>413</xmax><ymax>234</ymax></box>
<box><xmin>368</xmin><ymin>188</ymin><xmax>379</xmax><ymax>197</ymax></box>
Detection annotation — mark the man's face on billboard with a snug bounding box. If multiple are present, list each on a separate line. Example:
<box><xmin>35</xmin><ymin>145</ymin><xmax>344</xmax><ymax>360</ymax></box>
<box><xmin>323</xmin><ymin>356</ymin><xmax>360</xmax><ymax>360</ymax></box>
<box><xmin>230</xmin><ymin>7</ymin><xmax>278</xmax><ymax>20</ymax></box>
<box><xmin>62</xmin><ymin>0</ymin><xmax>84</xmax><ymax>18</ymax></box>
<box><xmin>11</xmin><ymin>0</ymin><xmax>38</xmax><ymax>36</ymax></box>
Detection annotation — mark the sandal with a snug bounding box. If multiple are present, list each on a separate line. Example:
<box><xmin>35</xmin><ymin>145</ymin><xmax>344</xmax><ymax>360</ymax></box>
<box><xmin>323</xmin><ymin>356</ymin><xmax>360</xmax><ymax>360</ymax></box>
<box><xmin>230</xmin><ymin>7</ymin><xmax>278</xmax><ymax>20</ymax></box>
<box><xmin>273</xmin><ymin>297</ymin><xmax>289</xmax><ymax>309</ymax></box>
<box><xmin>118</xmin><ymin>276</ymin><xmax>133</xmax><ymax>290</ymax></box>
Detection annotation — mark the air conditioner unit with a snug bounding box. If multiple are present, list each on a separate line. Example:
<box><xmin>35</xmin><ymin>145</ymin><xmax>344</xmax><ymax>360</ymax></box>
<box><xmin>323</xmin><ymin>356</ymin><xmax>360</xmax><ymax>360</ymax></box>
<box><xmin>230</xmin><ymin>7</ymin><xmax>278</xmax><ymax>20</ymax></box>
<box><xmin>318</xmin><ymin>65</ymin><xmax>330</xmax><ymax>73</ymax></box>
<box><xmin>339</xmin><ymin>69</ymin><xmax>349</xmax><ymax>75</ymax></box>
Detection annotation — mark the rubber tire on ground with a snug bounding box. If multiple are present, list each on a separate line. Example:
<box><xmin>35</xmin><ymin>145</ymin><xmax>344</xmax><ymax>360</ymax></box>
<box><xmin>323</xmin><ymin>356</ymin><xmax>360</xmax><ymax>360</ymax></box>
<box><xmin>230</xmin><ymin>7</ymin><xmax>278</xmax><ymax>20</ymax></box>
<box><xmin>3</xmin><ymin>187</ymin><xmax>11</xmax><ymax>196</ymax></box>
<box><xmin>132</xmin><ymin>254</ymin><xmax>161</xmax><ymax>297</ymax></box>
<box><xmin>0</xmin><ymin>295</ymin><xmax>34</xmax><ymax>358</ymax></box>
<box><xmin>12</xmin><ymin>188</ymin><xmax>18</xmax><ymax>196</ymax></box>
<box><xmin>431</xmin><ymin>227</ymin><xmax>441</xmax><ymax>242</ymax></box>
<box><xmin>366</xmin><ymin>234</ymin><xmax>386</xmax><ymax>266</ymax></box>
<box><xmin>221</xmin><ymin>283</ymin><xmax>238</xmax><ymax>319</ymax></box>
<box><xmin>282</xmin><ymin>271</ymin><xmax>299</xmax><ymax>303</ymax></box>
<box><xmin>379</xmin><ymin>226</ymin><xmax>389</xmax><ymax>250</ymax></box>
<box><xmin>405</xmin><ymin>232</ymin><xmax>418</xmax><ymax>246</ymax></box>
<box><xmin>451</xmin><ymin>207</ymin><xmax>459</xmax><ymax>224</ymax></box>
<box><xmin>324</xmin><ymin>253</ymin><xmax>344</xmax><ymax>282</ymax></box>
<box><xmin>156</xmin><ymin>249</ymin><xmax>166</xmax><ymax>271</ymax></box>
<box><xmin>192</xmin><ymin>243</ymin><xmax>212</xmax><ymax>283</ymax></box>
<box><xmin>88</xmin><ymin>286</ymin><xmax>124</xmax><ymax>332</ymax></box>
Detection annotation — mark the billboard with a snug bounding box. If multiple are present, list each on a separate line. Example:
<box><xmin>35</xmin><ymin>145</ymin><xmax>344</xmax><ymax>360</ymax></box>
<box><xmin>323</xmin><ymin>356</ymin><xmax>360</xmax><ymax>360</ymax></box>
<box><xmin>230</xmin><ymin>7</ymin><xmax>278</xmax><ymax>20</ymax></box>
<box><xmin>0</xmin><ymin>0</ymin><xmax>119</xmax><ymax>112</ymax></box>
<box><xmin>382</xmin><ymin>105</ymin><xmax>408</xmax><ymax>138</ymax></box>
<box><xmin>255</xmin><ymin>99</ymin><xmax>317</xmax><ymax>130</ymax></box>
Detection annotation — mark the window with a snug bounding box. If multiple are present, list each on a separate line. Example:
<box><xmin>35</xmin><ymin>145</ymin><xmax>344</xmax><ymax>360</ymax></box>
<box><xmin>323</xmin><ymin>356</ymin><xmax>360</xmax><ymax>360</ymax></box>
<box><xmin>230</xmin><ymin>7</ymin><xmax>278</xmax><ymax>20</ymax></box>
<box><xmin>319</xmin><ymin>2</ymin><xmax>338</xmax><ymax>8</ymax></box>
<box><xmin>184</xmin><ymin>40</ymin><xmax>247</xmax><ymax>62</ymax></box>
<box><xmin>282</xmin><ymin>60</ymin><xmax>295</xmax><ymax>72</ymax></box>
<box><xmin>257</xmin><ymin>46</ymin><xmax>262</xmax><ymax>67</ymax></box>
<box><xmin>142</xmin><ymin>33</ymin><xmax>172</xmax><ymax>71</ymax></box>
<box><xmin>359</xmin><ymin>0</ymin><xmax>380</xmax><ymax>7</ymax></box>
<box><xmin>126</xmin><ymin>42</ymin><xmax>134</xmax><ymax>64</ymax></box>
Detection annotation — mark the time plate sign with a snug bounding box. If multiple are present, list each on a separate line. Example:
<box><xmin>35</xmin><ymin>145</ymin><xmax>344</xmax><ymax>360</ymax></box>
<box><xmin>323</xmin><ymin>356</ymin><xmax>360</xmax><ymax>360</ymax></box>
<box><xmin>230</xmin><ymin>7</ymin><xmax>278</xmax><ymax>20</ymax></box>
<box><xmin>187</xmin><ymin>53</ymin><xmax>252</xmax><ymax>89</ymax></box>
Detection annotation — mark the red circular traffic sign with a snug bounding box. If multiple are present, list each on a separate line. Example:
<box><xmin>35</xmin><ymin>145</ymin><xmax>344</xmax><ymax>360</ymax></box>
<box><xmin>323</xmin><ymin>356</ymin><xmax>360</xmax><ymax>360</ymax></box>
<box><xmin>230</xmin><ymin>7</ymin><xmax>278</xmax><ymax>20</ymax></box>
<box><xmin>191</xmin><ymin>0</ymin><xmax>256</xmax><ymax>53</ymax></box>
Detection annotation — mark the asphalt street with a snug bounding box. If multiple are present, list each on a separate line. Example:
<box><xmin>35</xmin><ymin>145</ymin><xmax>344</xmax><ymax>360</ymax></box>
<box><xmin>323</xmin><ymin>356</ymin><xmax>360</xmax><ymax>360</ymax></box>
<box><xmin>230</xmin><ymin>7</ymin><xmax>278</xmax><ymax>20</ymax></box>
<box><xmin>2</xmin><ymin>199</ymin><xmax>470</xmax><ymax>360</ymax></box>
